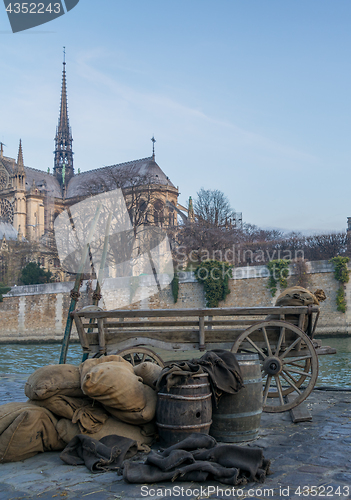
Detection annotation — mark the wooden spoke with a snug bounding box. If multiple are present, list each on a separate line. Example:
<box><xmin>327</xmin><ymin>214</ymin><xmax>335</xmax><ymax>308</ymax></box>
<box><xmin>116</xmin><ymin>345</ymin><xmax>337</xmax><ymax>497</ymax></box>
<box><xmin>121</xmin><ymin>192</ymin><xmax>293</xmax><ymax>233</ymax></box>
<box><xmin>274</xmin><ymin>325</ymin><xmax>285</xmax><ymax>356</ymax></box>
<box><xmin>283</xmin><ymin>355</ymin><xmax>312</xmax><ymax>365</ymax></box>
<box><xmin>283</xmin><ymin>367</ymin><xmax>313</xmax><ymax>378</ymax></box>
<box><xmin>242</xmin><ymin>335</ymin><xmax>267</xmax><ymax>360</ymax></box>
<box><xmin>284</xmin><ymin>360</ymin><xmax>311</xmax><ymax>369</ymax></box>
<box><xmin>262</xmin><ymin>326</ymin><xmax>272</xmax><ymax>356</ymax></box>
<box><xmin>263</xmin><ymin>375</ymin><xmax>272</xmax><ymax>405</ymax></box>
<box><xmin>280</xmin><ymin>370</ymin><xmax>302</xmax><ymax>395</ymax></box>
<box><xmin>282</xmin><ymin>369</ymin><xmax>299</xmax><ymax>386</ymax></box>
<box><xmin>116</xmin><ymin>347</ymin><xmax>164</xmax><ymax>367</ymax></box>
<box><xmin>280</xmin><ymin>337</ymin><xmax>301</xmax><ymax>359</ymax></box>
<box><xmin>275</xmin><ymin>375</ymin><xmax>285</xmax><ymax>405</ymax></box>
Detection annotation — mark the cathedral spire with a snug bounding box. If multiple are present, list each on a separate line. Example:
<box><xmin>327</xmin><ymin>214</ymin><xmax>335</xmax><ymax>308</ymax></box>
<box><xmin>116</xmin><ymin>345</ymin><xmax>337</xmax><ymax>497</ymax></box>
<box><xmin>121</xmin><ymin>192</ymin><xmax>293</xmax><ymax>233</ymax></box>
<box><xmin>59</xmin><ymin>47</ymin><xmax>69</xmax><ymax>132</ymax></box>
<box><xmin>17</xmin><ymin>139</ymin><xmax>24</xmax><ymax>170</ymax></box>
<box><xmin>54</xmin><ymin>47</ymin><xmax>74</xmax><ymax>189</ymax></box>
<box><xmin>14</xmin><ymin>139</ymin><xmax>25</xmax><ymax>192</ymax></box>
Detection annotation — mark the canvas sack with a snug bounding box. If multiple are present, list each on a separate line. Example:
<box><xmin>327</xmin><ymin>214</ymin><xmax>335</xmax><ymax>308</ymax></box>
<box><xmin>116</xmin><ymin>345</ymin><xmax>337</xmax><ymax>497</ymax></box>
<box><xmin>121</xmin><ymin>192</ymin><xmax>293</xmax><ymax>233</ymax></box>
<box><xmin>25</xmin><ymin>364</ymin><xmax>84</xmax><ymax>400</ymax></box>
<box><xmin>79</xmin><ymin>355</ymin><xmax>131</xmax><ymax>385</ymax></box>
<box><xmin>275</xmin><ymin>286</ymin><xmax>319</xmax><ymax>307</ymax></box>
<box><xmin>31</xmin><ymin>395</ymin><xmax>109</xmax><ymax>433</ymax></box>
<box><xmin>81</xmin><ymin>361</ymin><xmax>146</xmax><ymax>411</ymax></box>
<box><xmin>0</xmin><ymin>402</ymin><xmax>65</xmax><ymax>463</ymax></box>
<box><xmin>56</xmin><ymin>416</ymin><xmax>156</xmax><ymax>449</ymax></box>
<box><xmin>134</xmin><ymin>362</ymin><xmax>163</xmax><ymax>389</ymax></box>
<box><xmin>103</xmin><ymin>385</ymin><xmax>157</xmax><ymax>425</ymax></box>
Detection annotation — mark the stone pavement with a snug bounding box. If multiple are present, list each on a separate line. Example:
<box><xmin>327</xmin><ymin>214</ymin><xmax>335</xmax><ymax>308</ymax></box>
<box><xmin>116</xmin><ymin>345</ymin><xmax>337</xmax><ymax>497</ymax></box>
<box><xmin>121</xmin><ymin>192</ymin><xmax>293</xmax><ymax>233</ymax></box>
<box><xmin>0</xmin><ymin>375</ymin><xmax>350</xmax><ymax>499</ymax></box>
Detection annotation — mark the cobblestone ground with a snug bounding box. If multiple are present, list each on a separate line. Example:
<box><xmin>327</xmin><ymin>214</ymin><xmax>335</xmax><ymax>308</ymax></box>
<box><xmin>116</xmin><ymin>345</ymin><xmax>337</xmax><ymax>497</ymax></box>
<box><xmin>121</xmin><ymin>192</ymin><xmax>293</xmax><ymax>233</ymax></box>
<box><xmin>0</xmin><ymin>375</ymin><xmax>350</xmax><ymax>499</ymax></box>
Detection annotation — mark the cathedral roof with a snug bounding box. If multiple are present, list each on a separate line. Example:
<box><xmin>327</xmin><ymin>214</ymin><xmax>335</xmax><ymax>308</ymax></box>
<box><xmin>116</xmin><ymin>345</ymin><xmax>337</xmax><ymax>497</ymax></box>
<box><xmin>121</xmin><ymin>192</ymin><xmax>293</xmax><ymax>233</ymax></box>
<box><xmin>65</xmin><ymin>156</ymin><xmax>176</xmax><ymax>199</ymax></box>
<box><xmin>0</xmin><ymin>222</ymin><xmax>18</xmax><ymax>240</ymax></box>
<box><xmin>1</xmin><ymin>154</ymin><xmax>63</xmax><ymax>199</ymax></box>
<box><xmin>24</xmin><ymin>166</ymin><xmax>62</xmax><ymax>198</ymax></box>
<box><xmin>0</xmin><ymin>156</ymin><xmax>15</xmax><ymax>174</ymax></box>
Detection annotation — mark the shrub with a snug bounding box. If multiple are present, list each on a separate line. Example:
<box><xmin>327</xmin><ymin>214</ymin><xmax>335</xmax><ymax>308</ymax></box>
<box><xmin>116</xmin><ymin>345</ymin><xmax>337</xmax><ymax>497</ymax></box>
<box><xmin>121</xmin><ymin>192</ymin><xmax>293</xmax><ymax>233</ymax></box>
<box><xmin>195</xmin><ymin>260</ymin><xmax>232</xmax><ymax>308</ymax></box>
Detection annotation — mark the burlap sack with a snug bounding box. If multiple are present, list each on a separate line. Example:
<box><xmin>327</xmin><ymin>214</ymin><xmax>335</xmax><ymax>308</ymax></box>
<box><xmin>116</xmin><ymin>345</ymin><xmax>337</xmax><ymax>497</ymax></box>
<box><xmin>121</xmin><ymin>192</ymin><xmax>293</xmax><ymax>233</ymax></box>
<box><xmin>31</xmin><ymin>395</ymin><xmax>109</xmax><ymax>433</ymax></box>
<box><xmin>56</xmin><ymin>416</ymin><xmax>156</xmax><ymax>449</ymax></box>
<box><xmin>275</xmin><ymin>286</ymin><xmax>319</xmax><ymax>307</ymax></box>
<box><xmin>0</xmin><ymin>402</ymin><xmax>65</xmax><ymax>463</ymax></box>
<box><xmin>79</xmin><ymin>355</ymin><xmax>132</xmax><ymax>385</ymax></box>
<box><xmin>81</xmin><ymin>361</ymin><xmax>146</xmax><ymax>411</ymax></box>
<box><xmin>314</xmin><ymin>289</ymin><xmax>326</xmax><ymax>302</ymax></box>
<box><xmin>103</xmin><ymin>385</ymin><xmax>157</xmax><ymax>425</ymax></box>
<box><xmin>267</xmin><ymin>286</ymin><xmax>323</xmax><ymax>331</ymax></box>
<box><xmin>25</xmin><ymin>364</ymin><xmax>84</xmax><ymax>400</ymax></box>
<box><xmin>134</xmin><ymin>362</ymin><xmax>163</xmax><ymax>389</ymax></box>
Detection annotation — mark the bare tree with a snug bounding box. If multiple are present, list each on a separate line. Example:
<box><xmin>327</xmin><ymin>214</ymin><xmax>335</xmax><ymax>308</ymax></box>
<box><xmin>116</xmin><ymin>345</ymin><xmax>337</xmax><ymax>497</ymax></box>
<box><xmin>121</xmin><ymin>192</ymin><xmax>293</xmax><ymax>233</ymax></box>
<box><xmin>74</xmin><ymin>165</ymin><xmax>173</xmax><ymax>281</ymax></box>
<box><xmin>193</xmin><ymin>188</ymin><xmax>236</xmax><ymax>228</ymax></box>
<box><xmin>77</xmin><ymin>165</ymin><xmax>164</xmax><ymax>236</ymax></box>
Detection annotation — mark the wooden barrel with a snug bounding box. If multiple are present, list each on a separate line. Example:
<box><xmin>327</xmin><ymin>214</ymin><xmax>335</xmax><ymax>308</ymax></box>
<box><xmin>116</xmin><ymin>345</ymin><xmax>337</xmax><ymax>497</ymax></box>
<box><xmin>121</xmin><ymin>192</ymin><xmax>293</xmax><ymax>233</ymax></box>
<box><xmin>210</xmin><ymin>353</ymin><xmax>262</xmax><ymax>443</ymax></box>
<box><xmin>156</xmin><ymin>373</ymin><xmax>212</xmax><ymax>447</ymax></box>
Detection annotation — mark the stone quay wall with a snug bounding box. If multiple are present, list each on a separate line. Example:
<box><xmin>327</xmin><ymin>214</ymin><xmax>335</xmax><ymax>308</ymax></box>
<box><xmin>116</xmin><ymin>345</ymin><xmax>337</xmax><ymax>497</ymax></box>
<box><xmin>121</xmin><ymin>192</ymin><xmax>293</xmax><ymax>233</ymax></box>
<box><xmin>0</xmin><ymin>260</ymin><xmax>350</xmax><ymax>342</ymax></box>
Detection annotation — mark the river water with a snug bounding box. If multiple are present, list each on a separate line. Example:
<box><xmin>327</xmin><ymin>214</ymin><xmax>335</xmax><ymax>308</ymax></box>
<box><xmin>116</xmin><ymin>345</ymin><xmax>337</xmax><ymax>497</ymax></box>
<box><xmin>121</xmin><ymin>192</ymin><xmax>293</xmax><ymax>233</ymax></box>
<box><xmin>0</xmin><ymin>337</ymin><xmax>350</xmax><ymax>388</ymax></box>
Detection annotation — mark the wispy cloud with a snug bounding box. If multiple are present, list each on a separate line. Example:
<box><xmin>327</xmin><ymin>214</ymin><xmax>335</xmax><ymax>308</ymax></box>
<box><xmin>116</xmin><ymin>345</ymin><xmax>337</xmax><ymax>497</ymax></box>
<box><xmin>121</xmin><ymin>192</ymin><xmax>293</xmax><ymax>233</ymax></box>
<box><xmin>74</xmin><ymin>49</ymin><xmax>318</xmax><ymax>168</ymax></box>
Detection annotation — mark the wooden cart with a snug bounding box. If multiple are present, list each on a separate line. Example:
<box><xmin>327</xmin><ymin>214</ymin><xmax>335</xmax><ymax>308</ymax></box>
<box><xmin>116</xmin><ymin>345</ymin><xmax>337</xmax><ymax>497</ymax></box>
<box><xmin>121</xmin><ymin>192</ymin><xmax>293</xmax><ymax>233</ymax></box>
<box><xmin>71</xmin><ymin>304</ymin><xmax>335</xmax><ymax>413</ymax></box>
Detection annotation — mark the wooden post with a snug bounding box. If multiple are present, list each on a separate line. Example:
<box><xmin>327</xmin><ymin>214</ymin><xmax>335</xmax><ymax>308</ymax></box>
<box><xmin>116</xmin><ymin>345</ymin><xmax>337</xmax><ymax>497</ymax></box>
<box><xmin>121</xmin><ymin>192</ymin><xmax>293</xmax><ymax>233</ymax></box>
<box><xmin>199</xmin><ymin>316</ymin><xmax>205</xmax><ymax>351</ymax></box>
<box><xmin>59</xmin><ymin>204</ymin><xmax>102</xmax><ymax>364</ymax></box>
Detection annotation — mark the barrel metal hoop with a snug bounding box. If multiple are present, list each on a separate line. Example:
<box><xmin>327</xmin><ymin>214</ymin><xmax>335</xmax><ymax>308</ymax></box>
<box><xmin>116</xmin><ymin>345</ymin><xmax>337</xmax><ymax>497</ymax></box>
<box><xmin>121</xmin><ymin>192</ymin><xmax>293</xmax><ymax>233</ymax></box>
<box><xmin>213</xmin><ymin>409</ymin><xmax>262</xmax><ymax>418</ymax></box>
<box><xmin>213</xmin><ymin>429</ymin><xmax>259</xmax><ymax>438</ymax></box>
<box><xmin>242</xmin><ymin>377</ymin><xmax>262</xmax><ymax>384</ymax></box>
<box><xmin>172</xmin><ymin>383</ymin><xmax>209</xmax><ymax>389</ymax></box>
<box><xmin>239</xmin><ymin>361</ymin><xmax>261</xmax><ymax>366</ymax></box>
<box><xmin>157</xmin><ymin>421</ymin><xmax>212</xmax><ymax>430</ymax></box>
<box><xmin>157</xmin><ymin>393</ymin><xmax>212</xmax><ymax>401</ymax></box>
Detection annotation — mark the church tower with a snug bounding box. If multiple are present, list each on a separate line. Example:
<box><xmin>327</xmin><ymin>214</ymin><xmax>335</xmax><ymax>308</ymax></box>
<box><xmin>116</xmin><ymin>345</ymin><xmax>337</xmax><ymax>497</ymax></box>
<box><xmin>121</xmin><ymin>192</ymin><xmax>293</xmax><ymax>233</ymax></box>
<box><xmin>13</xmin><ymin>139</ymin><xmax>27</xmax><ymax>238</ymax></box>
<box><xmin>54</xmin><ymin>49</ymin><xmax>74</xmax><ymax>191</ymax></box>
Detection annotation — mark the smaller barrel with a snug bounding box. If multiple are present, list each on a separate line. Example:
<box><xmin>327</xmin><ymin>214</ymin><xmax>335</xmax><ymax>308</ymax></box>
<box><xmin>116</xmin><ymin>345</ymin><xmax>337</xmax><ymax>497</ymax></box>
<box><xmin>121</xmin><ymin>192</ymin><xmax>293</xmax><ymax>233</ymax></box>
<box><xmin>210</xmin><ymin>353</ymin><xmax>262</xmax><ymax>443</ymax></box>
<box><xmin>156</xmin><ymin>373</ymin><xmax>212</xmax><ymax>447</ymax></box>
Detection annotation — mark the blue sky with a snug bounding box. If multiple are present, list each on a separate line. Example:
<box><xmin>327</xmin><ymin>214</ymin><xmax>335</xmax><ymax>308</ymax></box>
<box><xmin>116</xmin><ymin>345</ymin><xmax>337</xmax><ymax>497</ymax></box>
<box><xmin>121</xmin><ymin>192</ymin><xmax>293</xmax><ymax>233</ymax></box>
<box><xmin>1</xmin><ymin>1</ymin><xmax>351</xmax><ymax>233</ymax></box>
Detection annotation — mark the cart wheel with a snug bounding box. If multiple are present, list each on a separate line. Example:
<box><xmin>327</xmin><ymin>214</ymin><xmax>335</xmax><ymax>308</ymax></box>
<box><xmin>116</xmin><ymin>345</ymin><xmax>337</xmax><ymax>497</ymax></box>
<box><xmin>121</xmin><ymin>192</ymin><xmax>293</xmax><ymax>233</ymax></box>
<box><xmin>116</xmin><ymin>347</ymin><xmax>165</xmax><ymax>367</ymax></box>
<box><xmin>231</xmin><ymin>320</ymin><xmax>318</xmax><ymax>413</ymax></box>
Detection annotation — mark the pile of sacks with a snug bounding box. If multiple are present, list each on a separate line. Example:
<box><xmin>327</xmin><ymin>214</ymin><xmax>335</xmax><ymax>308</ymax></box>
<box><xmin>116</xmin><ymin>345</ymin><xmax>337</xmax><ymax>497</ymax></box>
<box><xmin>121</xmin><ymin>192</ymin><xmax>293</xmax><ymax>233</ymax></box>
<box><xmin>0</xmin><ymin>355</ymin><xmax>162</xmax><ymax>463</ymax></box>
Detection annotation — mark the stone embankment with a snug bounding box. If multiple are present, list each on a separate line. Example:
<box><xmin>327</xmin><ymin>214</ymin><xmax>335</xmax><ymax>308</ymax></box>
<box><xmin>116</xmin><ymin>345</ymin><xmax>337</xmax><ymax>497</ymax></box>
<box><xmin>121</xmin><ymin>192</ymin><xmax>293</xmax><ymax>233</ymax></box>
<box><xmin>1</xmin><ymin>260</ymin><xmax>351</xmax><ymax>341</ymax></box>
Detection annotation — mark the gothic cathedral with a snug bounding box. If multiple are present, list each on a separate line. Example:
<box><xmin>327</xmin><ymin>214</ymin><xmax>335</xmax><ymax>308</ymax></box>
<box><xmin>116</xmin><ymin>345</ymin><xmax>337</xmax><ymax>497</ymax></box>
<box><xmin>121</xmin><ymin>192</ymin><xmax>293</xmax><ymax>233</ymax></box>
<box><xmin>0</xmin><ymin>56</ymin><xmax>179</xmax><ymax>284</ymax></box>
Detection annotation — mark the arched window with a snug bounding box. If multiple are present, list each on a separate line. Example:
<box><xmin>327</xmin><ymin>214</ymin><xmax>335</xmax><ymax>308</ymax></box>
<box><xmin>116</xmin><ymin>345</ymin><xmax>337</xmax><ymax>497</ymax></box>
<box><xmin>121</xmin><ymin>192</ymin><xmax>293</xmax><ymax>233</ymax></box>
<box><xmin>139</xmin><ymin>200</ymin><xmax>147</xmax><ymax>212</ymax></box>
<box><xmin>168</xmin><ymin>210</ymin><xmax>174</xmax><ymax>226</ymax></box>
<box><xmin>138</xmin><ymin>200</ymin><xmax>148</xmax><ymax>223</ymax></box>
<box><xmin>154</xmin><ymin>200</ymin><xmax>164</xmax><ymax>226</ymax></box>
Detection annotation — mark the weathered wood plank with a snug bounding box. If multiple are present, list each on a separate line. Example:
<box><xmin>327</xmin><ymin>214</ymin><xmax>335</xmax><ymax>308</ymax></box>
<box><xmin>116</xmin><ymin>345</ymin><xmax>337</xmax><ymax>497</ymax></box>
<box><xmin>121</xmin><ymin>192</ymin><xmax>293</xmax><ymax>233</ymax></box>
<box><xmin>315</xmin><ymin>346</ymin><xmax>337</xmax><ymax>355</ymax></box>
<box><xmin>80</xmin><ymin>319</ymin><xmax>260</xmax><ymax>329</ymax></box>
<box><xmin>97</xmin><ymin>318</ymin><xmax>106</xmax><ymax>355</ymax></box>
<box><xmin>74</xmin><ymin>306</ymin><xmax>318</xmax><ymax>319</ymax></box>
<box><xmin>199</xmin><ymin>316</ymin><xmax>205</xmax><ymax>350</ymax></box>
<box><xmin>286</xmin><ymin>395</ymin><xmax>312</xmax><ymax>422</ymax></box>
<box><xmin>72</xmin><ymin>312</ymin><xmax>91</xmax><ymax>353</ymax></box>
